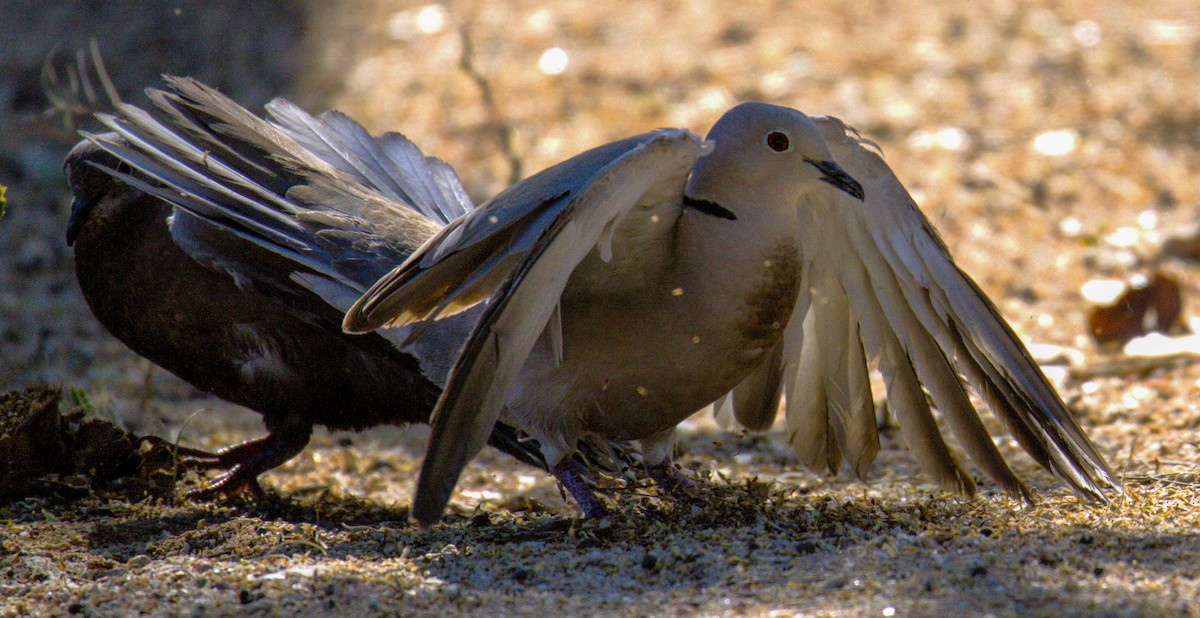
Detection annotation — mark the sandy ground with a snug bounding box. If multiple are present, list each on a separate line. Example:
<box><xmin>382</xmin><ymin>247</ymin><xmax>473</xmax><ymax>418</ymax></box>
<box><xmin>4</xmin><ymin>1</ymin><xmax>1200</xmax><ymax>615</ymax></box>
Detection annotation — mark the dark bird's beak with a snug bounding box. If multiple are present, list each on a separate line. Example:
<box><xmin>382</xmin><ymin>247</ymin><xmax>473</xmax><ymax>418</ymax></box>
<box><xmin>809</xmin><ymin>159</ymin><xmax>865</xmax><ymax>201</ymax></box>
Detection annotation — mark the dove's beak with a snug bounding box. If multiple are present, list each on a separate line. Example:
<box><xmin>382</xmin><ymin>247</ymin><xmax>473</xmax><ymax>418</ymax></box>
<box><xmin>809</xmin><ymin>159</ymin><xmax>865</xmax><ymax>201</ymax></box>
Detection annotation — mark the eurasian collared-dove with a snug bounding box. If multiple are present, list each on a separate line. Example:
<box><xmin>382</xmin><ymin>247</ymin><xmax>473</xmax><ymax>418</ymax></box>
<box><xmin>77</xmin><ymin>78</ymin><xmax>1119</xmax><ymax>525</ymax></box>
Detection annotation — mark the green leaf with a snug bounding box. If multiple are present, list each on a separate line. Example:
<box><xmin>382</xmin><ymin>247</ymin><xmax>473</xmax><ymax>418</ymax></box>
<box><xmin>67</xmin><ymin>386</ymin><xmax>97</xmax><ymax>417</ymax></box>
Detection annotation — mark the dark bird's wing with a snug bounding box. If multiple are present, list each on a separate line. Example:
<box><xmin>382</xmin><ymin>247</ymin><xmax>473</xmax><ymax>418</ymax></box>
<box><xmin>80</xmin><ymin>76</ymin><xmax>466</xmax><ymax>302</ymax></box>
<box><xmin>345</xmin><ymin>129</ymin><xmax>704</xmax><ymax>525</ymax></box>
<box><xmin>68</xmin><ymin>77</ymin><xmax>560</xmax><ymax>470</ymax></box>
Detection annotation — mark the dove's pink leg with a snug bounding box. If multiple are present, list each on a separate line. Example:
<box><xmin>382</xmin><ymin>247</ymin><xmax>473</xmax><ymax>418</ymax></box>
<box><xmin>646</xmin><ymin>458</ymin><xmax>700</xmax><ymax>498</ymax></box>
<box><xmin>550</xmin><ymin>460</ymin><xmax>610</xmax><ymax>518</ymax></box>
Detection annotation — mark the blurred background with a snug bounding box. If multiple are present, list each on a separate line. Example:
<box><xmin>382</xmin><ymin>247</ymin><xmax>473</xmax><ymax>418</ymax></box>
<box><xmin>3</xmin><ymin>0</ymin><xmax>1200</xmax><ymax>479</ymax></box>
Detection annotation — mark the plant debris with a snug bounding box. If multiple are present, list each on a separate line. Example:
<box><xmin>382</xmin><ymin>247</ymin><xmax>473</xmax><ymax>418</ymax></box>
<box><xmin>0</xmin><ymin>385</ymin><xmax>177</xmax><ymax>503</ymax></box>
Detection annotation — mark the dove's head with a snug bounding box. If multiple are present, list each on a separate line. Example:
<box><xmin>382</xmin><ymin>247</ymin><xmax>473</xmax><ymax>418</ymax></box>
<box><xmin>685</xmin><ymin>102</ymin><xmax>863</xmax><ymax>211</ymax></box>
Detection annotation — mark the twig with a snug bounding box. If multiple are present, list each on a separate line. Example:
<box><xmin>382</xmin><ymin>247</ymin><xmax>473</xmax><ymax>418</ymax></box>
<box><xmin>89</xmin><ymin>38</ymin><xmax>122</xmax><ymax>107</ymax></box>
<box><xmin>459</xmin><ymin>26</ymin><xmax>523</xmax><ymax>185</ymax></box>
<box><xmin>37</xmin><ymin>38</ymin><xmax>122</xmax><ymax>133</ymax></box>
<box><xmin>1069</xmin><ymin>352</ymin><xmax>1200</xmax><ymax>380</ymax></box>
<box><xmin>139</xmin><ymin>358</ymin><xmax>156</xmax><ymax>416</ymax></box>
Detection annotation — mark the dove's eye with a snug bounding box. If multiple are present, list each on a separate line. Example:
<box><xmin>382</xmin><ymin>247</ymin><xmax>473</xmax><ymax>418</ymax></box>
<box><xmin>765</xmin><ymin>130</ymin><xmax>791</xmax><ymax>152</ymax></box>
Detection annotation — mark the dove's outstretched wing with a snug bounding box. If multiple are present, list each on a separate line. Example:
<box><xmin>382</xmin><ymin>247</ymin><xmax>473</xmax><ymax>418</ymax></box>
<box><xmin>720</xmin><ymin>117</ymin><xmax>1119</xmax><ymax>501</ymax></box>
<box><xmin>345</xmin><ymin>130</ymin><xmax>704</xmax><ymax>525</ymax></box>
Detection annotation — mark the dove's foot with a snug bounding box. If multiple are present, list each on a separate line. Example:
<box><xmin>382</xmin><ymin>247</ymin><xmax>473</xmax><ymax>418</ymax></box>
<box><xmin>646</xmin><ymin>459</ymin><xmax>702</xmax><ymax>500</ymax></box>
<box><xmin>550</xmin><ymin>460</ymin><xmax>611</xmax><ymax>518</ymax></box>
<box><xmin>144</xmin><ymin>429</ymin><xmax>310</xmax><ymax>499</ymax></box>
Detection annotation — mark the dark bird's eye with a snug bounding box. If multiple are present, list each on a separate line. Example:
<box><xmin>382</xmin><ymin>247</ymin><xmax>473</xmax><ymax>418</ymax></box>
<box><xmin>766</xmin><ymin>131</ymin><xmax>790</xmax><ymax>152</ymax></box>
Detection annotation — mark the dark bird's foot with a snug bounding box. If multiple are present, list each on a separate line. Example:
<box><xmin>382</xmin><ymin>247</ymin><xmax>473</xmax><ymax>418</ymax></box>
<box><xmin>144</xmin><ymin>430</ymin><xmax>310</xmax><ymax>499</ymax></box>
<box><xmin>550</xmin><ymin>460</ymin><xmax>611</xmax><ymax>519</ymax></box>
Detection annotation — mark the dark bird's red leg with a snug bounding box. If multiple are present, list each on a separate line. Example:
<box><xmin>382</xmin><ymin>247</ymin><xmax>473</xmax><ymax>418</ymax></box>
<box><xmin>145</xmin><ymin>428</ymin><xmax>310</xmax><ymax>499</ymax></box>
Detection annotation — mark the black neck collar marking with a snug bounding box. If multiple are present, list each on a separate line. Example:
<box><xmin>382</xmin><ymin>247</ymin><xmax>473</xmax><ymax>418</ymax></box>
<box><xmin>682</xmin><ymin>195</ymin><xmax>738</xmax><ymax>221</ymax></box>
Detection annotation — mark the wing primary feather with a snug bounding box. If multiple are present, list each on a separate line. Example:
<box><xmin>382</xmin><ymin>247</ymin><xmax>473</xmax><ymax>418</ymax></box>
<box><xmin>878</xmin><ymin>333</ymin><xmax>976</xmax><ymax>494</ymax></box>
<box><xmin>843</xmin><ymin>313</ymin><xmax>879</xmax><ymax>480</ymax></box>
<box><xmin>550</xmin><ymin>301</ymin><xmax>565</xmax><ymax>367</ymax></box>
<box><xmin>813</xmin><ymin>280</ymin><xmax>878</xmax><ymax>478</ymax></box>
<box><xmin>796</xmin><ymin>192</ymin><xmax>972</xmax><ymax>493</ymax></box>
<box><xmin>727</xmin><ymin>341</ymin><xmax>785</xmax><ymax>433</ymax></box>
<box><xmin>848</xmin><ymin>260</ymin><xmax>972</xmax><ymax>493</ymax></box>
<box><xmin>841</xmin><ymin>214</ymin><xmax>1030</xmax><ymax>498</ymax></box>
<box><xmin>784</xmin><ymin>301</ymin><xmax>835</xmax><ymax>473</ymax></box>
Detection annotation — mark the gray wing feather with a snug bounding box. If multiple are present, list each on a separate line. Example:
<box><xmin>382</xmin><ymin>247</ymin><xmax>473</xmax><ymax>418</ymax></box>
<box><xmin>839</xmin><ymin>196</ymin><xmax>1029</xmax><ymax>497</ymax></box>
<box><xmin>840</xmin><ymin>297</ymin><xmax>881</xmax><ymax>480</ymax></box>
<box><xmin>80</xmin><ymin>77</ymin><xmax>450</xmax><ymax>300</ymax></box>
<box><xmin>267</xmin><ymin>98</ymin><xmax>471</xmax><ymax>224</ymax></box>
<box><xmin>813</xmin><ymin>280</ymin><xmax>878</xmax><ymax>480</ymax></box>
<box><xmin>830</xmin><ymin>232</ymin><xmax>976</xmax><ymax>493</ymax></box>
<box><xmin>712</xmin><ymin>341</ymin><xmax>784</xmax><ymax>433</ymax></box>
<box><xmin>785</xmin><ymin>300</ymin><xmax>839</xmax><ymax>473</ymax></box>
<box><xmin>791</xmin><ymin>206</ymin><xmax>966</xmax><ymax>489</ymax></box>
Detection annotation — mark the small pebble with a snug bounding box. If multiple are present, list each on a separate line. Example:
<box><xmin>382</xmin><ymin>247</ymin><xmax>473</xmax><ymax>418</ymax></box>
<box><xmin>1037</xmin><ymin>551</ymin><xmax>1062</xmax><ymax>567</ymax></box>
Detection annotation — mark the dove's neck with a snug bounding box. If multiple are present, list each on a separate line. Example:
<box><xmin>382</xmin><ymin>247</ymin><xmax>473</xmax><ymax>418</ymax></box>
<box><xmin>676</xmin><ymin>178</ymin><xmax>803</xmax><ymax>275</ymax></box>
<box><xmin>673</xmin><ymin>190</ymin><xmax>803</xmax><ymax>351</ymax></box>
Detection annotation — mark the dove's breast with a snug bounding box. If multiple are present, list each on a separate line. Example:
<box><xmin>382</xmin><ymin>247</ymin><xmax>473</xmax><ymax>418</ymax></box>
<box><xmin>735</xmin><ymin>240</ymin><xmax>802</xmax><ymax>349</ymax></box>
<box><xmin>504</xmin><ymin>233</ymin><xmax>802</xmax><ymax>444</ymax></box>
